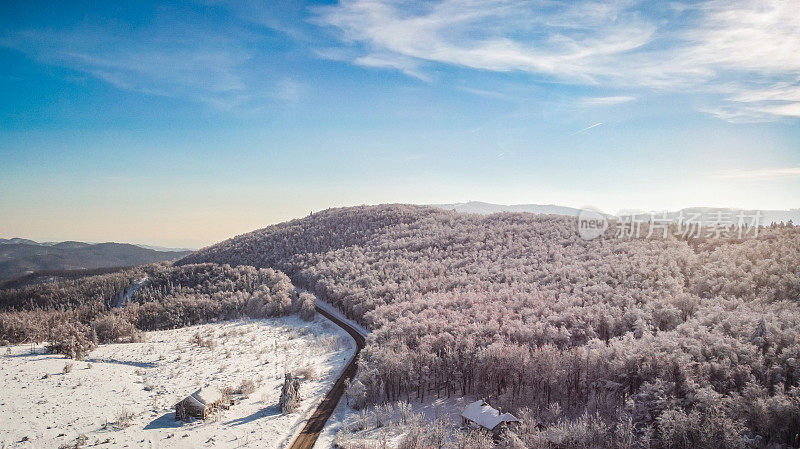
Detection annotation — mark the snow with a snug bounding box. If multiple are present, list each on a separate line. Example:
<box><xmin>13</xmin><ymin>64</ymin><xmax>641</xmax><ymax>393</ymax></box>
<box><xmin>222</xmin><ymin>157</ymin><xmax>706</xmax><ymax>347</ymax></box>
<box><xmin>0</xmin><ymin>315</ymin><xmax>355</xmax><ymax>448</ymax></box>
<box><xmin>460</xmin><ymin>400</ymin><xmax>518</xmax><ymax>431</ymax></box>
<box><xmin>303</xmin><ymin>293</ymin><xmax>370</xmax><ymax>339</ymax></box>
<box><xmin>190</xmin><ymin>387</ymin><xmax>223</xmax><ymax>406</ymax></box>
<box><xmin>314</xmin><ymin>395</ymin><xmax>478</xmax><ymax>448</ymax></box>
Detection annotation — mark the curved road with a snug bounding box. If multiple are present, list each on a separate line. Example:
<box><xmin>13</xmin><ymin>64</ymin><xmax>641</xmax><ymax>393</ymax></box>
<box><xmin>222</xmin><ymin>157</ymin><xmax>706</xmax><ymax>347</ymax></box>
<box><xmin>289</xmin><ymin>305</ymin><xmax>366</xmax><ymax>449</ymax></box>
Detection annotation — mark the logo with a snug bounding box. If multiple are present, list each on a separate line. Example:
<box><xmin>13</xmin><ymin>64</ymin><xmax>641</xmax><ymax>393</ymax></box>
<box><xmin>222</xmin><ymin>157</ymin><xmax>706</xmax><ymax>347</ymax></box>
<box><xmin>577</xmin><ymin>207</ymin><xmax>608</xmax><ymax>240</ymax></box>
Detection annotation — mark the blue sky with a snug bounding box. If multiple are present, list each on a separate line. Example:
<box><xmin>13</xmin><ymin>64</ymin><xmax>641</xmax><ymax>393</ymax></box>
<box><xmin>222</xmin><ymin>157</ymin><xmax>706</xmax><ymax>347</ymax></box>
<box><xmin>1</xmin><ymin>0</ymin><xmax>798</xmax><ymax>247</ymax></box>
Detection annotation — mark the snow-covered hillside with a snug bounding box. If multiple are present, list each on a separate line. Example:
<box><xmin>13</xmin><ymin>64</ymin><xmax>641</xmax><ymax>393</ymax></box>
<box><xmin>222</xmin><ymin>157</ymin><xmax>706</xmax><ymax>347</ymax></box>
<box><xmin>0</xmin><ymin>315</ymin><xmax>354</xmax><ymax>449</ymax></box>
<box><xmin>316</xmin><ymin>395</ymin><xmax>478</xmax><ymax>448</ymax></box>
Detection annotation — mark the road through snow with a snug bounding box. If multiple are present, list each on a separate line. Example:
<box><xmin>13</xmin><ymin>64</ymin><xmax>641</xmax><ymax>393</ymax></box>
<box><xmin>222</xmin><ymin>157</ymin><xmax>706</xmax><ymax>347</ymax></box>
<box><xmin>288</xmin><ymin>303</ymin><xmax>367</xmax><ymax>449</ymax></box>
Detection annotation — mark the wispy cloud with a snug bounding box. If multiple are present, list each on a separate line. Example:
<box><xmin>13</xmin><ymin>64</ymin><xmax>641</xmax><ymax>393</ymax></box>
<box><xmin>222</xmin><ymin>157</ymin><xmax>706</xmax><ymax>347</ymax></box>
<box><xmin>313</xmin><ymin>0</ymin><xmax>655</xmax><ymax>81</ymax></box>
<box><xmin>1</xmin><ymin>27</ymin><xmax>255</xmax><ymax>109</ymax></box>
<box><xmin>579</xmin><ymin>96</ymin><xmax>636</xmax><ymax>106</ymax></box>
<box><xmin>456</xmin><ymin>86</ymin><xmax>519</xmax><ymax>102</ymax></box>
<box><xmin>4</xmin><ymin>0</ymin><xmax>797</xmax><ymax>121</ymax></box>
<box><xmin>701</xmin><ymin>82</ymin><xmax>800</xmax><ymax>122</ymax></box>
<box><xmin>0</xmin><ymin>19</ymin><xmax>301</xmax><ymax>110</ymax></box>
<box><xmin>354</xmin><ymin>53</ymin><xmax>431</xmax><ymax>81</ymax></box>
<box><xmin>712</xmin><ymin>166</ymin><xmax>800</xmax><ymax>179</ymax></box>
<box><xmin>313</xmin><ymin>0</ymin><xmax>800</xmax><ymax>122</ymax></box>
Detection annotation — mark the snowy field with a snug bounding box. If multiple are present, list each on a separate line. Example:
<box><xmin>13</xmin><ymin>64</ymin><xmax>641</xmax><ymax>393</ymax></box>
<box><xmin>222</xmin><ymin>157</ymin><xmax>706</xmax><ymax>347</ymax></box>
<box><xmin>0</xmin><ymin>315</ymin><xmax>354</xmax><ymax>449</ymax></box>
<box><xmin>316</xmin><ymin>395</ymin><xmax>477</xmax><ymax>448</ymax></box>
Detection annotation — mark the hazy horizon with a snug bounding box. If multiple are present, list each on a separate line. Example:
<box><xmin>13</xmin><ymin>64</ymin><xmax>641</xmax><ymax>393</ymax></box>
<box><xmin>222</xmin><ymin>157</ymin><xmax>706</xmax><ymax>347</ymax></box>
<box><xmin>3</xmin><ymin>200</ymin><xmax>799</xmax><ymax>249</ymax></box>
<box><xmin>2</xmin><ymin>0</ymin><xmax>799</xmax><ymax>248</ymax></box>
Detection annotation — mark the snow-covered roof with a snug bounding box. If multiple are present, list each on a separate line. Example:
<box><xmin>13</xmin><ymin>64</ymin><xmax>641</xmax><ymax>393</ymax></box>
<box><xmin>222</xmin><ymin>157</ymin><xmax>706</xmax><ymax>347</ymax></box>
<box><xmin>191</xmin><ymin>387</ymin><xmax>222</xmax><ymax>406</ymax></box>
<box><xmin>181</xmin><ymin>395</ymin><xmax>205</xmax><ymax>409</ymax></box>
<box><xmin>461</xmin><ymin>400</ymin><xmax>520</xmax><ymax>431</ymax></box>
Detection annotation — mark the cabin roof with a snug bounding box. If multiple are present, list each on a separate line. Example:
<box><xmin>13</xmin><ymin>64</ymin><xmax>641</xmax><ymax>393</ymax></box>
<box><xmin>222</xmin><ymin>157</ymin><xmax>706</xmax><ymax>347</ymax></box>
<box><xmin>461</xmin><ymin>400</ymin><xmax>519</xmax><ymax>430</ymax></box>
<box><xmin>192</xmin><ymin>387</ymin><xmax>222</xmax><ymax>405</ymax></box>
<box><xmin>177</xmin><ymin>387</ymin><xmax>222</xmax><ymax>408</ymax></box>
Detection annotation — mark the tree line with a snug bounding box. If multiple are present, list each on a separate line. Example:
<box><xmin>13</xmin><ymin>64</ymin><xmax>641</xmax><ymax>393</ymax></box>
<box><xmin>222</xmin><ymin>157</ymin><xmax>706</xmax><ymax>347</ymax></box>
<box><xmin>0</xmin><ymin>263</ymin><xmax>310</xmax><ymax>359</ymax></box>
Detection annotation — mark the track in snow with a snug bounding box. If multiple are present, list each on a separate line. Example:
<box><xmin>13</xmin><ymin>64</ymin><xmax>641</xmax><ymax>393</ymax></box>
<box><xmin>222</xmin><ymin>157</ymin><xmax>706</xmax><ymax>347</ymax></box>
<box><xmin>288</xmin><ymin>305</ymin><xmax>366</xmax><ymax>449</ymax></box>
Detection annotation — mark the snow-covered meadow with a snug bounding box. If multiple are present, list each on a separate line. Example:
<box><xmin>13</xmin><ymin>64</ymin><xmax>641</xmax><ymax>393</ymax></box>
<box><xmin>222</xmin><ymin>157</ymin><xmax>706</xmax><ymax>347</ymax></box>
<box><xmin>0</xmin><ymin>315</ymin><xmax>354</xmax><ymax>449</ymax></box>
<box><xmin>316</xmin><ymin>395</ymin><xmax>478</xmax><ymax>448</ymax></box>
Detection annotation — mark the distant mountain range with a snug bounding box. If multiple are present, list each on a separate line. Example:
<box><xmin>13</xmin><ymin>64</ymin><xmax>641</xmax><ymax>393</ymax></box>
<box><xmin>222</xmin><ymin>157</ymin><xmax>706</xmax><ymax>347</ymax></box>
<box><xmin>0</xmin><ymin>238</ymin><xmax>40</xmax><ymax>246</ymax></box>
<box><xmin>0</xmin><ymin>238</ymin><xmax>193</xmax><ymax>253</ymax></box>
<box><xmin>431</xmin><ymin>201</ymin><xmax>589</xmax><ymax>216</ymax></box>
<box><xmin>0</xmin><ymin>238</ymin><xmax>191</xmax><ymax>283</ymax></box>
<box><xmin>430</xmin><ymin>201</ymin><xmax>800</xmax><ymax>224</ymax></box>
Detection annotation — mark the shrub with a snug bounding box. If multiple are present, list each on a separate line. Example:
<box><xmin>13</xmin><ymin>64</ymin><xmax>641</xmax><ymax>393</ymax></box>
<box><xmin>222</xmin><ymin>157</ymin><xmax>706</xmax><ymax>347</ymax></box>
<box><xmin>237</xmin><ymin>378</ymin><xmax>257</xmax><ymax>398</ymax></box>
<box><xmin>112</xmin><ymin>408</ymin><xmax>135</xmax><ymax>429</ymax></box>
<box><xmin>315</xmin><ymin>334</ymin><xmax>344</xmax><ymax>352</ymax></box>
<box><xmin>63</xmin><ymin>362</ymin><xmax>73</xmax><ymax>374</ymax></box>
<box><xmin>190</xmin><ymin>331</ymin><xmax>217</xmax><ymax>350</ymax></box>
<box><xmin>296</xmin><ymin>365</ymin><xmax>317</xmax><ymax>380</ymax></box>
<box><xmin>91</xmin><ymin>315</ymin><xmax>142</xmax><ymax>343</ymax></box>
<box><xmin>47</xmin><ymin>321</ymin><xmax>97</xmax><ymax>360</ymax></box>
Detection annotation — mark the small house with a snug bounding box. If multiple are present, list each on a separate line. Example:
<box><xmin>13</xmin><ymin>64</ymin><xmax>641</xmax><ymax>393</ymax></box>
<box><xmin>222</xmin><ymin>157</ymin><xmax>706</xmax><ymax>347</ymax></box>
<box><xmin>175</xmin><ymin>387</ymin><xmax>223</xmax><ymax>420</ymax></box>
<box><xmin>461</xmin><ymin>400</ymin><xmax>520</xmax><ymax>434</ymax></box>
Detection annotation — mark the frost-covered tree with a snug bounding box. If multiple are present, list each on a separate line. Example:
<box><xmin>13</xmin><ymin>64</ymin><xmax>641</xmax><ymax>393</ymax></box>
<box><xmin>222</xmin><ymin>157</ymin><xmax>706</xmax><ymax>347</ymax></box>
<box><xmin>279</xmin><ymin>373</ymin><xmax>301</xmax><ymax>414</ymax></box>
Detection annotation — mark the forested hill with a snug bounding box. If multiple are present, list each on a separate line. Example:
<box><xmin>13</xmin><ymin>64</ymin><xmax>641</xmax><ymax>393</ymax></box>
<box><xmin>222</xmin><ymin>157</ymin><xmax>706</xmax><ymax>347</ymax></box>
<box><xmin>180</xmin><ymin>204</ymin><xmax>443</xmax><ymax>271</ymax></box>
<box><xmin>179</xmin><ymin>203</ymin><xmax>799</xmax><ymax>313</ymax></box>
<box><xmin>179</xmin><ymin>204</ymin><xmax>800</xmax><ymax>447</ymax></box>
<box><xmin>0</xmin><ymin>241</ymin><xmax>190</xmax><ymax>283</ymax></box>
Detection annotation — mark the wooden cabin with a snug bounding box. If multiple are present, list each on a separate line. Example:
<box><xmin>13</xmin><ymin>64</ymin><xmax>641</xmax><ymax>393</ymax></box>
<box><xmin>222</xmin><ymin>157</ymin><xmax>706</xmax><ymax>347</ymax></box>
<box><xmin>461</xmin><ymin>400</ymin><xmax>520</xmax><ymax>434</ymax></box>
<box><xmin>175</xmin><ymin>387</ymin><xmax>223</xmax><ymax>420</ymax></box>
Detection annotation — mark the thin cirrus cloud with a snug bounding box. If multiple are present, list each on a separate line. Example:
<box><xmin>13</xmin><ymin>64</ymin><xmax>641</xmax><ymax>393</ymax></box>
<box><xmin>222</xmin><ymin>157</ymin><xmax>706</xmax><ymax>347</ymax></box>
<box><xmin>2</xmin><ymin>0</ymin><xmax>797</xmax><ymax>122</ymax></box>
<box><xmin>313</xmin><ymin>0</ymin><xmax>800</xmax><ymax>121</ymax></box>
<box><xmin>353</xmin><ymin>53</ymin><xmax>431</xmax><ymax>81</ymax></box>
<box><xmin>579</xmin><ymin>96</ymin><xmax>636</xmax><ymax>106</ymax></box>
<box><xmin>701</xmin><ymin>82</ymin><xmax>800</xmax><ymax>122</ymax></box>
<box><xmin>312</xmin><ymin>0</ymin><xmax>656</xmax><ymax>81</ymax></box>
<box><xmin>1</xmin><ymin>27</ymin><xmax>279</xmax><ymax>110</ymax></box>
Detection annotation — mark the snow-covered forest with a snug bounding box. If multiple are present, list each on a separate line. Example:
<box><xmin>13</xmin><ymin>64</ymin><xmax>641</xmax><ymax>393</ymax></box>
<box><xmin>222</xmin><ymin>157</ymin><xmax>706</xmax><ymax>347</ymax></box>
<box><xmin>178</xmin><ymin>204</ymin><xmax>800</xmax><ymax>448</ymax></box>
<box><xmin>0</xmin><ymin>263</ymin><xmax>306</xmax><ymax>358</ymax></box>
